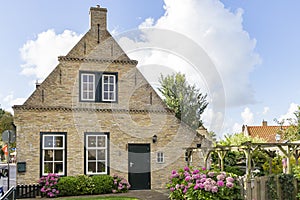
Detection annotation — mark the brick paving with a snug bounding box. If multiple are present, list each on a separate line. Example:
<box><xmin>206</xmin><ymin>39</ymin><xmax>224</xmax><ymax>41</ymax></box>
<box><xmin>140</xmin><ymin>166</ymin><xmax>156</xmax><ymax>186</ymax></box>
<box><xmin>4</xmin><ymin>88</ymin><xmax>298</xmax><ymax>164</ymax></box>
<box><xmin>99</xmin><ymin>189</ymin><xmax>169</xmax><ymax>200</ymax></box>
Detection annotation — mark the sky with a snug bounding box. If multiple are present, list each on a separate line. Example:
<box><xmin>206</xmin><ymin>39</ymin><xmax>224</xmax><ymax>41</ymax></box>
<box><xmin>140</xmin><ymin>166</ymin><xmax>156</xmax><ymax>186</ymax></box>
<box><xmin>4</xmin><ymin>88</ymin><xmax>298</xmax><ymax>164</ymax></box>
<box><xmin>0</xmin><ymin>0</ymin><xmax>300</xmax><ymax>139</ymax></box>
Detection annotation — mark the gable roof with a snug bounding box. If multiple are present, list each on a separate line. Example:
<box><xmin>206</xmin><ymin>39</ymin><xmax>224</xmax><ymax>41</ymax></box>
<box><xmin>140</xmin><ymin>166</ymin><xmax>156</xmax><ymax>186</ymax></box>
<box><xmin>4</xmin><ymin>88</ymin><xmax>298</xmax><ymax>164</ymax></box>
<box><xmin>243</xmin><ymin>120</ymin><xmax>288</xmax><ymax>143</ymax></box>
<box><xmin>13</xmin><ymin>5</ymin><xmax>170</xmax><ymax>114</ymax></box>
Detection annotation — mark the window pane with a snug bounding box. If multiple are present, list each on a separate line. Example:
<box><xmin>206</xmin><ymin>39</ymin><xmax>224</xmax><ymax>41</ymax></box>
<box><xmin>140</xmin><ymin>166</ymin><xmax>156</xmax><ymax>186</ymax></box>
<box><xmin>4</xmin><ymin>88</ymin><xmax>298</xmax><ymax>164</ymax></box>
<box><xmin>109</xmin><ymin>92</ymin><xmax>114</xmax><ymax>100</ymax></box>
<box><xmin>109</xmin><ymin>76</ymin><xmax>114</xmax><ymax>83</ymax></box>
<box><xmin>54</xmin><ymin>163</ymin><xmax>63</xmax><ymax>173</ymax></box>
<box><xmin>83</xmin><ymin>92</ymin><xmax>88</xmax><ymax>99</ymax></box>
<box><xmin>103</xmin><ymin>76</ymin><xmax>108</xmax><ymax>83</ymax></box>
<box><xmin>88</xmin><ymin>162</ymin><xmax>96</xmax><ymax>173</ymax></box>
<box><xmin>109</xmin><ymin>86</ymin><xmax>114</xmax><ymax>91</ymax></box>
<box><xmin>88</xmin><ymin>92</ymin><xmax>93</xmax><ymax>100</ymax></box>
<box><xmin>54</xmin><ymin>150</ymin><xmax>63</xmax><ymax>161</ymax></box>
<box><xmin>83</xmin><ymin>84</ymin><xmax>88</xmax><ymax>90</ymax></box>
<box><xmin>54</xmin><ymin>136</ymin><xmax>63</xmax><ymax>147</ymax></box>
<box><xmin>44</xmin><ymin>150</ymin><xmax>53</xmax><ymax>161</ymax></box>
<box><xmin>103</xmin><ymin>92</ymin><xmax>108</xmax><ymax>100</ymax></box>
<box><xmin>88</xmin><ymin>150</ymin><xmax>96</xmax><ymax>160</ymax></box>
<box><xmin>44</xmin><ymin>136</ymin><xmax>53</xmax><ymax>147</ymax></box>
<box><xmin>88</xmin><ymin>136</ymin><xmax>96</xmax><ymax>147</ymax></box>
<box><xmin>89</xmin><ymin>83</ymin><xmax>93</xmax><ymax>90</ymax></box>
<box><xmin>83</xmin><ymin>75</ymin><xmax>87</xmax><ymax>82</ymax></box>
<box><xmin>97</xmin><ymin>162</ymin><xmax>106</xmax><ymax>173</ymax></box>
<box><xmin>104</xmin><ymin>84</ymin><xmax>108</xmax><ymax>91</ymax></box>
<box><xmin>44</xmin><ymin>162</ymin><xmax>53</xmax><ymax>174</ymax></box>
<box><xmin>89</xmin><ymin>75</ymin><xmax>94</xmax><ymax>82</ymax></box>
<box><xmin>97</xmin><ymin>149</ymin><xmax>106</xmax><ymax>160</ymax></box>
<box><xmin>97</xmin><ymin>136</ymin><xmax>106</xmax><ymax>147</ymax></box>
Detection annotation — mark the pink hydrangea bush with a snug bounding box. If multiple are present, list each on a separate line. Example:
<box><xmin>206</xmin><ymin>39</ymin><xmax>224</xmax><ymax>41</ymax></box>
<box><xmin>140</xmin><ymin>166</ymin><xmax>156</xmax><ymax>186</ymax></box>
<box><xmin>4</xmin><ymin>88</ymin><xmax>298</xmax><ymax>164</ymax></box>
<box><xmin>167</xmin><ymin>166</ymin><xmax>242</xmax><ymax>200</ymax></box>
<box><xmin>39</xmin><ymin>173</ymin><xmax>60</xmax><ymax>198</ymax></box>
<box><xmin>112</xmin><ymin>175</ymin><xmax>131</xmax><ymax>193</ymax></box>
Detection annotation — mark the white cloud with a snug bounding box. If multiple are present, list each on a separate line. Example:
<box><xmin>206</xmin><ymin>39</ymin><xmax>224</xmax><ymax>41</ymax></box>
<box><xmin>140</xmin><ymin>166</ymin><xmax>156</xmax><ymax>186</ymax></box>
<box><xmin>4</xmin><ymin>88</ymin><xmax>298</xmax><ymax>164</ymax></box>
<box><xmin>241</xmin><ymin>107</ymin><xmax>254</xmax><ymax>125</ymax></box>
<box><xmin>279</xmin><ymin>103</ymin><xmax>298</xmax><ymax>124</ymax></box>
<box><xmin>20</xmin><ymin>29</ymin><xmax>82</xmax><ymax>80</ymax></box>
<box><xmin>116</xmin><ymin>0</ymin><xmax>261</xmax><ymax>136</ymax></box>
<box><xmin>262</xmin><ymin>106</ymin><xmax>270</xmax><ymax>115</ymax></box>
<box><xmin>232</xmin><ymin>122</ymin><xmax>242</xmax><ymax>133</ymax></box>
<box><xmin>3</xmin><ymin>93</ymin><xmax>26</xmax><ymax>113</ymax></box>
<box><xmin>138</xmin><ymin>18</ymin><xmax>154</xmax><ymax>29</ymax></box>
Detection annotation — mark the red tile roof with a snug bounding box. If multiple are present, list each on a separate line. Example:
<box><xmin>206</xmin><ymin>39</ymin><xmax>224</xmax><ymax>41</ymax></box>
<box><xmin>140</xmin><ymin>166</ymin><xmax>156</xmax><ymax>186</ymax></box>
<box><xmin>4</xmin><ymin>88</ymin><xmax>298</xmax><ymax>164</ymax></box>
<box><xmin>243</xmin><ymin>121</ymin><xmax>288</xmax><ymax>143</ymax></box>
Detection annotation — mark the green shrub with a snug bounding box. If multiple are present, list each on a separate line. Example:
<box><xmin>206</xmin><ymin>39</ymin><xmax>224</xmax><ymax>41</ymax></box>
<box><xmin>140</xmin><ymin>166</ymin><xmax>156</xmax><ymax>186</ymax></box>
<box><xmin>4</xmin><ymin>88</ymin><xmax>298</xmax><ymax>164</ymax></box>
<box><xmin>76</xmin><ymin>175</ymin><xmax>95</xmax><ymax>195</ymax></box>
<box><xmin>57</xmin><ymin>176</ymin><xmax>80</xmax><ymax>196</ymax></box>
<box><xmin>91</xmin><ymin>175</ymin><xmax>114</xmax><ymax>194</ymax></box>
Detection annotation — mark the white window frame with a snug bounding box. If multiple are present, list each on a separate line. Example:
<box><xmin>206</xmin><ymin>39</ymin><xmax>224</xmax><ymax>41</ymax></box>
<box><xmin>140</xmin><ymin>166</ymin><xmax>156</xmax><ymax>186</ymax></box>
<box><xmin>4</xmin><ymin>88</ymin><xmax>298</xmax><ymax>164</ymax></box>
<box><xmin>42</xmin><ymin>134</ymin><xmax>65</xmax><ymax>176</ymax></box>
<box><xmin>85</xmin><ymin>134</ymin><xmax>108</xmax><ymax>175</ymax></box>
<box><xmin>157</xmin><ymin>152</ymin><xmax>164</xmax><ymax>163</ymax></box>
<box><xmin>102</xmin><ymin>74</ymin><xmax>116</xmax><ymax>101</ymax></box>
<box><xmin>81</xmin><ymin>73</ymin><xmax>95</xmax><ymax>101</ymax></box>
<box><xmin>185</xmin><ymin>151</ymin><xmax>193</xmax><ymax>163</ymax></box>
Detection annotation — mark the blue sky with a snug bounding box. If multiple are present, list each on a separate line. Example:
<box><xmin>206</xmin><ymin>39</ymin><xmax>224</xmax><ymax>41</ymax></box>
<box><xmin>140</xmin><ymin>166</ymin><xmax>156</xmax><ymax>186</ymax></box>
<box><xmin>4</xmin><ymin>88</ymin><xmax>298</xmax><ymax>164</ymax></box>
<box><xmin>0</xmin><ymin>0</ymin><xmax>299</xmax><ymax>138</ymax></box>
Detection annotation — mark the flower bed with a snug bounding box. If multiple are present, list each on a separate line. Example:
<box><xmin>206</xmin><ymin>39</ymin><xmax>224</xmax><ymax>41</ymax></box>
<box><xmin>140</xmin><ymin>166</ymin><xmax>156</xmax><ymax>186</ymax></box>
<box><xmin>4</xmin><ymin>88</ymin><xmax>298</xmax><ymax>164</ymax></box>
<box><xmin>167</xmin><ymin>166</ymin><xmax>242</xmax><ymax>200</ymax></box>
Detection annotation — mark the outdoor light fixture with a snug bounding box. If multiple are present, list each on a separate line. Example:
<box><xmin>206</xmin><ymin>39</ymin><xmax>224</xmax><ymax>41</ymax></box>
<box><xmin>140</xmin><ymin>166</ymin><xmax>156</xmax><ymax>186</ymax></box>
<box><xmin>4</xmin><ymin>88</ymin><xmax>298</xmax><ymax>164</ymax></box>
<box><xmin>152</xmin><ymin>135</ymin><xmax>158</xmax><ymax>143</ymax></box>
<box><xmin>275</xmin><ymin>133</ymin><xmax>281</xmax><ymax>142</ymax></box>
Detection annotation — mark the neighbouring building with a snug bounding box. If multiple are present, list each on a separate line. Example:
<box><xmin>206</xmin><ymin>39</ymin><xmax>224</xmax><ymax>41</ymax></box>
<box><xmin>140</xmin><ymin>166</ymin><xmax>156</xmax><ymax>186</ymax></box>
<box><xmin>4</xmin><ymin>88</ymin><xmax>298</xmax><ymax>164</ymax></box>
<box><xmin>13</xmin><ymin>5</ymin><xmax>211</xmax><ymax>189</ymax></box>
<box><xmin>242</xmin><ymin>120</ymin><xmax>288</xmax><ymax>143</ymax></box>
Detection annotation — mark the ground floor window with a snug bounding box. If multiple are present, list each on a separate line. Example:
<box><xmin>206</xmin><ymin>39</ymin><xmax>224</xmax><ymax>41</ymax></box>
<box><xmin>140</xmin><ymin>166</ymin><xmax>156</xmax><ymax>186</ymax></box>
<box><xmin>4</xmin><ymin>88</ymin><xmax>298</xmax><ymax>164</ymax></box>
<box><xmin>84</xmin><ymin>132</ymin><xmax>109</xmax><ymax>175</ymax></box>
<box><xmin>156</xmin><ymin>152</ymin><xmax>164</xmax><ymax>163</ymax></box>
<box><xmin>40</xmin><ymin>132</ymin><xmax>66</xmax><ymax>176</ymax></box>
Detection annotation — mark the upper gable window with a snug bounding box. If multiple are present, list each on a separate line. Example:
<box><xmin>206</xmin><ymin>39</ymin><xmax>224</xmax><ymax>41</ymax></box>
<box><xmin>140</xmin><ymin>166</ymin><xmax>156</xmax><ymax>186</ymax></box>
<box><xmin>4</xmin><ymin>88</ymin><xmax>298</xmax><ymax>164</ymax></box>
<box><xmin>81</xmin><ymin>73</ymin><xmax>95</xmax><ymax>101</ymax></box>
<box><xmin>80</xmin><ymin>71</ymin><xmax>118</xmax><ymax>103</ymax></box>
<box><xmin>102</xmin><ymin>74</ymin><xmax>116</xmax><ymax>101</ymax></box>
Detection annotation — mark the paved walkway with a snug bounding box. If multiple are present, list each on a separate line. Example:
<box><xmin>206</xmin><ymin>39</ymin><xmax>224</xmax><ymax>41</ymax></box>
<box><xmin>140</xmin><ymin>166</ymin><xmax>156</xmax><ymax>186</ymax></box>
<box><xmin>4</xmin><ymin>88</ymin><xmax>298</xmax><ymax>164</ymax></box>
<box><xmin>98</xmin><ymin>189</ymin><xmax>169</xmax><ymax>200</ymax></box>
<box><xmin>19</xmin><ymin>190</ymin><xmax>170</xmax><ymax>200</ymax></box>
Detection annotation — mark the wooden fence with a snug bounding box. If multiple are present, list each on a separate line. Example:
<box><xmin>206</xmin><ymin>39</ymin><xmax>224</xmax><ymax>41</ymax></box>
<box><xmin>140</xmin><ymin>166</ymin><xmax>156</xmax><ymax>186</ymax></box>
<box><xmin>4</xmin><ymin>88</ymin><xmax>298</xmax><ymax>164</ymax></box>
<box><xmin>15</xmin><ymin>184</ymin><xmax>43</xmax><ymax>199</ymax></box>
<box><xmin>241</xmin><ymin>175</ymin><xmax>298</xmax><ymax>200</ymax></box>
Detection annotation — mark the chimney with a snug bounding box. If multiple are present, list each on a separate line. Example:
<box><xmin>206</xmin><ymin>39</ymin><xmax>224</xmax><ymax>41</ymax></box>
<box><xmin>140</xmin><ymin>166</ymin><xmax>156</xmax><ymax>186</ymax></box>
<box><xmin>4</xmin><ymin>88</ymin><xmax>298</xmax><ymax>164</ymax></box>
<box><xmin>89</xmin><ymin>5</ymin><xmax>107</xmax><ymax>31</ymax></box>
<box><xmin>262</xmin><ymin>120</ymin><xmax>267</xmax><ymax>126</ymax></box>
<box><xmin>35</xmin><ymin>80</ymin><xmax>41</xmax><ymax>89</ymax></box>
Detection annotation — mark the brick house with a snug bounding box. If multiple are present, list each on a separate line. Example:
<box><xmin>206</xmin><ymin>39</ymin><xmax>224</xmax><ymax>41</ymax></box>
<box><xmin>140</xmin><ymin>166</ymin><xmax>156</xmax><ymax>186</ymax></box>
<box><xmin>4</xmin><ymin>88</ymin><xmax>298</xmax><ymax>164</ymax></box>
<box><xmin>243</xmin><ymin>120</ymin><xmax>288</xmax><ymax>143</ymax></box>
<box><xmin>13</xmin><ymin>6</ymin><xmax>211</xmax><ymax>190</ymax></box>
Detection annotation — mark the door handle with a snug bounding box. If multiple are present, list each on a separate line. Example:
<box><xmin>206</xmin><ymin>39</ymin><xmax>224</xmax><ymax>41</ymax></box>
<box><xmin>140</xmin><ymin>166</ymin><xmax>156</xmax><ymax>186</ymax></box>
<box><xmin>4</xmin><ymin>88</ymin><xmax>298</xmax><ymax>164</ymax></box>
<box><xmin>130</xmin><ymin>162</ymin><xmax>134</xmax><ymax>167</ymax></box>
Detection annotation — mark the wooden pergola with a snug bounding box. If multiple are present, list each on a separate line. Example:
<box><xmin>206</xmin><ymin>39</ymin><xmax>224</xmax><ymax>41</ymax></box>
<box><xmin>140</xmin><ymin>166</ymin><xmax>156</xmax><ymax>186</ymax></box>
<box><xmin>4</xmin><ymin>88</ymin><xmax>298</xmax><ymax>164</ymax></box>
<box><xmin>184</xmin><ymin>141</ymin><xmax>300</xmax><ymax>178</ymax></box>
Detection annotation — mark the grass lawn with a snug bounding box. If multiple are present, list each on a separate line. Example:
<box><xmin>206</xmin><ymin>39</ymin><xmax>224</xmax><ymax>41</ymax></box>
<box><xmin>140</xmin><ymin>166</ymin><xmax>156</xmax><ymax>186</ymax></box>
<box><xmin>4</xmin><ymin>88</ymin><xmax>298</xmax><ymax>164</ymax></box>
<box><xmin>57</xmin><ymin>197</ymin><xmax>139</xmax><ymax>200</ymax></box>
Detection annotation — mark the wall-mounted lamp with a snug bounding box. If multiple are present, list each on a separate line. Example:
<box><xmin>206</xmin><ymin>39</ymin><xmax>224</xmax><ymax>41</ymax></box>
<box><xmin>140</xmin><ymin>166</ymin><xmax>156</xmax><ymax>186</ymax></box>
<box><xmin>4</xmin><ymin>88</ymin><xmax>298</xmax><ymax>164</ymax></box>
<box><xmin>152</xmin><ymin>135</ymin><xmax>158</xmax><ymax>143</ymax></box>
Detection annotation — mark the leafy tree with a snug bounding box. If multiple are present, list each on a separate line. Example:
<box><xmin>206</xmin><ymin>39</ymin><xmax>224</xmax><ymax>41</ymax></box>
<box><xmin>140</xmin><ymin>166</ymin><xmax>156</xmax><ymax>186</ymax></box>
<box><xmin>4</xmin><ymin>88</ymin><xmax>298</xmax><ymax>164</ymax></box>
<box><xmin>219</xmin><ymin>132</ymin><xmax>266</xmax><ymax>146</ymax></box>
<box><xmin>207</xmin><ymin>131</ymin><xmax>217</xmax><ymax>143</ymax></box>
<box><xmin>158</xmin><ymin>73</ymin><xmax>208</xmax><ymax>130</ymax></box>
<box><xmin>277</xmin><ymin>106</ymin><xmax>300</xmax><ymax>141</ymax></box>
<box><xmin>0</xmin><ymin>108</ymin><xmax>14</xmax><ymax>135</ymax></box>
<box><xmin>212</xmin><ymin>132</ymin><xmax>268</xmax><ymax>176</ymax></box>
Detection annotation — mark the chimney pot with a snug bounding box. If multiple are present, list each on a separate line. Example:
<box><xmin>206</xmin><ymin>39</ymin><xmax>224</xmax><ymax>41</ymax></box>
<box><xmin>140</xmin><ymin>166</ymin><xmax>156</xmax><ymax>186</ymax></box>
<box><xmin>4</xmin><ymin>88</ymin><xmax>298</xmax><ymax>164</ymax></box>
<box><xmin>262</xmin><ymin>120</ymin><xmax>267</xmax><ymax>126</ymax></box>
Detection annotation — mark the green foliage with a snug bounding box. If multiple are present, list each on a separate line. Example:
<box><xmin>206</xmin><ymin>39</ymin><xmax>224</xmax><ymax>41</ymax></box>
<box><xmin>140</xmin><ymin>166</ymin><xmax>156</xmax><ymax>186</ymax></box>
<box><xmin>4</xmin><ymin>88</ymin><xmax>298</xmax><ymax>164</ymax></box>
<box><xmin>219</xmin><ymin>132</ymin><xmax>266</xmax><ymax>146</ymax></box>
<box><xmin>76</xmin><ymin>175</ymin><xmax>95</xmax><ymax>195</ymax></box>
<box><xmin>91</xmin><ymin>175</ymin><xmax>114</xmax><ymax>194</ymax></box>
<box><xmin>276</xmin><ymin>106</ymin><xmax>300</xmax><ymax>141</ymax></box>
<box><xmin>158</xmin><ymin>73</ymin><xmax>208</xmax><ymax>130</ymax></box>
<box><xmin>57</xmin><ymin>175</ymin><xmax>119</xmax><ymax>197</ymax></box>
<box><xmin>262</xmin><ymin>156</ymin><xmax>283</xmax><ymax>175</ymax></box>
<box><xmin>57</xmin><ymin>176</ymin><xmax>80</xmax><ymax>196</ymax></box>
<box><xmin>212</xmin><ymin>133</ymin><xmax>268</xmax><ymax>176</ymax></box>
<box><xmin>0</xmin><ymin>109</ymin><xmax>14</xmax><ymax>136</ymax></box>
<box><xmin>278</xmin><ymin>174</ymin><xmax>295</xmax><ymax>200</ymax></box>
<box><xmin>266</xmin><ymin>175</ymin><xmax>278</xmax><ymax>200</ymax></box>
